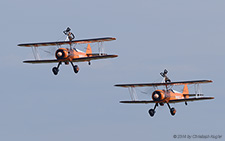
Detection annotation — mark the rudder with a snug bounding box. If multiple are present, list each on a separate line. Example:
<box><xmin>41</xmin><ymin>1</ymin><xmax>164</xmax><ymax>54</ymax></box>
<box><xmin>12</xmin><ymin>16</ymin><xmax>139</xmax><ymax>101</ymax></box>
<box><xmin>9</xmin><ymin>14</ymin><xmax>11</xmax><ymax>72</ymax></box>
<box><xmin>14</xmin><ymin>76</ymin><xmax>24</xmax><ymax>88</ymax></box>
<box><xmin>183</xmin><ymin>84</ymin><xmax>189</xmax><ymax>98</ymax></box>
<box><xmin>86</xmin><ymin>44</ymin><xmax>92</xmax><ymax>55</ymax></box>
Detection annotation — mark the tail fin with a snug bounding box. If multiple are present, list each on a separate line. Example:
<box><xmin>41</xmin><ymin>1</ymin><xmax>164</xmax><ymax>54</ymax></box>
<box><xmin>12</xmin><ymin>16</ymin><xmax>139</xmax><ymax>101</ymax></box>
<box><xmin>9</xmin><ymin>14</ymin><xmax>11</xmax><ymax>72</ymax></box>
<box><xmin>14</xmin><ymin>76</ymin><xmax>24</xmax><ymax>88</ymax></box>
<box><xmin>86</xmin><ymin>44</ymin><xmax>92</xmax><ymax>55</ymax></box>
<box><xmin>183</xmin><ymin>84</ymin><xmax>189</xmax><ymax>98</ymax></box>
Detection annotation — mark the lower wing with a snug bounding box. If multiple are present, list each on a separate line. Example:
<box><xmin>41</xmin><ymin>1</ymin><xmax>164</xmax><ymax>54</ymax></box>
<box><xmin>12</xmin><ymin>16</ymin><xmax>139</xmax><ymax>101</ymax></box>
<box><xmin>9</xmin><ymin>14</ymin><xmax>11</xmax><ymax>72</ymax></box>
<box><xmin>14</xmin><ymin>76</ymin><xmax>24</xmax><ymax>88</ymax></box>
<box><xmin>23</xmin><ymin>59</ymin><xmax>59</xmax><ymax>63</ymax></box>
<box><xmin>169</xmin><ymin>97</ymin><xmax>214</xmax><ymax>103</ymax></box>
<box><xmin>120</xmin><ymin>100</ymin><xmax>155</xmax><ymax>104</ymax></box>
<box><xmin>23</xmin><ymin>54</ymin><xmax>118</xmax><ymax>64</ymax></box>
<box><xmin>120</xmin><ymin>97</ymin><xmax>214</xmax><ymax>104</ymax></box>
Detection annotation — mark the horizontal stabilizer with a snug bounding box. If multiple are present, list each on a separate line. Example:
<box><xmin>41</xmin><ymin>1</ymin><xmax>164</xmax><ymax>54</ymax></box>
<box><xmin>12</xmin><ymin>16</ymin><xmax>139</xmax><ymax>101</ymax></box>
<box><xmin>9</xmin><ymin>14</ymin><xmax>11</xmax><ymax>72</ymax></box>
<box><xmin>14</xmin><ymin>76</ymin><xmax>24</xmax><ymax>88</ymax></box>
<box><xmin>183</xmin><ymin>94</ymin><xmax>204</xmax><ymax>97</ymax></box>
<box><xmin>86</xmin><ymin>53</ymin><xmax>107</xmax><ymax>57</ymax></box>
<box><xmin>169</xmin><ymin>97</ymin><xmax>214</xmax><ymax>103</ymax></box>
<box><xmin>71</xmin><ymin>54</ymin><xmax>118</xmax><ymax>62</ymax></box>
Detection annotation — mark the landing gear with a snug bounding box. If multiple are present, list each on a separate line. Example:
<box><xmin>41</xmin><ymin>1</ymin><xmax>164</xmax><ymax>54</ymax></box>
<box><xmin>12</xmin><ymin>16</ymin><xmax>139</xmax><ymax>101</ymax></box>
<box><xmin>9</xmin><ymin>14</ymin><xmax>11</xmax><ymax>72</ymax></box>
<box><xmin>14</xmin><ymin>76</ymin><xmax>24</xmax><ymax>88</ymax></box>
<box><xmin>52</xmin><ymin>61</ymin><xmax>80</xmax><ymax>75</ymax></box>
<box><xmin>70</xmin><ymin>62</ymin><xmax>79</xmax><ymax>74</ymax></box>
<box><xmin>52</xmin><ymin>67</ymin><xmax>59</xmax><ymax>75</ymax></box>
<box><xmin>148</xmin><ymin>103</ymin><xmax>158</xmax><ymax>117</ymax></box>
<box><xmin>167</xmin><ymin>103</ymin><xmax>176</xmax><ymax>116</ymax></box>
<box><xmin>159</xmin><ymin>103</ymin><xmax>164</xmax><ymax>106</ymax></box>
<box><xmin>52</xmin><ymin>62</ymin><xmax>62</xmax><ymax>75</ymax></box>
<box><xmin>73</xmin><ymin>65</ymin><xmax>79</xmax><ymax>73</ymax></box>
<box><xmin>148</xmin><ymin>109</ymin><xmax>155</xmax><ymax>117</ymax></box>
<box><xmin>88</xmin><ymin>61</ymin><xmax>91</xmax><ymax>65</ymax></box>
<box><xmin>170</xmin><ymin>107</ymin><xmax>176</xmax><ymax>116</ymax></box>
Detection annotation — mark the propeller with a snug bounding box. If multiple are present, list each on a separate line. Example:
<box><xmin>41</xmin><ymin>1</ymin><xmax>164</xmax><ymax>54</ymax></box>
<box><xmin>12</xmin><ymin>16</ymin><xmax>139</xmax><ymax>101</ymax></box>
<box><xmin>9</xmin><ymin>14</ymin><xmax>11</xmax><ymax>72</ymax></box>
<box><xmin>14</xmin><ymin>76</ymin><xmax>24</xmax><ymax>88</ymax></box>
<box><xmin>39</xmin><ymin>47</ymin><xmax>57</xmax><ymax>58</ymax></box>
<box><xmin>140</xmin><ymin>87</ymin><xmax>155</xmax><ymax>95</ymax></box>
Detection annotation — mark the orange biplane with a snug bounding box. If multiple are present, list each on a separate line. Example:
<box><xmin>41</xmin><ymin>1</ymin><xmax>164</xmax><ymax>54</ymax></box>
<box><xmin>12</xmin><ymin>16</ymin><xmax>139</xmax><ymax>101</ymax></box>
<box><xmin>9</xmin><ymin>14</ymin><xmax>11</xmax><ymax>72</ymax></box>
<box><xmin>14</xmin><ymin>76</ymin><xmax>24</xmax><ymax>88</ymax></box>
<box><xmin>18</xmin><ymin>27</ymin><xmax>118</xmax><ymax>75</ymax></box>
<box><xmin>115</xmin><ymin>69</ymin><xmax>214</xmax><ymax>117</ymax></box>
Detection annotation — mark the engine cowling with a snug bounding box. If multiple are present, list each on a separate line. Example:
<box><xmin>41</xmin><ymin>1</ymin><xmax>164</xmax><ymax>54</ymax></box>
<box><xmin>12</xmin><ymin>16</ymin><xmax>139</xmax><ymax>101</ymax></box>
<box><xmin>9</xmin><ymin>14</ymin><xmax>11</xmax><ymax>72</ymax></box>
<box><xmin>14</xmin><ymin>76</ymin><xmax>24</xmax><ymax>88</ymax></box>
<box><xmin>152</xmin><ymin>90</ymin><xmax>165</xmax><ymax>101</ymax></box>
<box><xmin>55</xmin><ymin>48</ymin><xmax>69</xmax><ymax>60</ymax></box>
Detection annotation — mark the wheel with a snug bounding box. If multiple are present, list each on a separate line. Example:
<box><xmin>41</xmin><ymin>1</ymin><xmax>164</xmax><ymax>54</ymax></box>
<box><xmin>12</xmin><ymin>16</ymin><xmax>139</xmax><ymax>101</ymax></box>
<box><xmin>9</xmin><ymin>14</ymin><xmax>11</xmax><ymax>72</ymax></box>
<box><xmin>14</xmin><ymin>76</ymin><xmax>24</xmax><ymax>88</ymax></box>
<box><xmin>148</xmin><ymin>109</ymin><xmax>155</xmax><ymax>117</ymax></box>
<box><xmin>52</xmin><ymin>67</ymin><xmax>59</xmax><ymax>75</ymax></box>
<box><xmin>170</xmin><ymin>107</ymin><xmax>176</xmax><ymax>116</ymax></box>
<box><xmin>88</xmin><ymin>61</ymin><xmax>91</xmax><ymax>65</ymax></box>
<box><xmin>159</xmin><ymin>103</ymin><xmax>164</xmax><ymax>106</ymax></box>
<box><xmin>73</xmin><ymin>65</ymin><xmax>79</xmax><ymax>73</ymax></box>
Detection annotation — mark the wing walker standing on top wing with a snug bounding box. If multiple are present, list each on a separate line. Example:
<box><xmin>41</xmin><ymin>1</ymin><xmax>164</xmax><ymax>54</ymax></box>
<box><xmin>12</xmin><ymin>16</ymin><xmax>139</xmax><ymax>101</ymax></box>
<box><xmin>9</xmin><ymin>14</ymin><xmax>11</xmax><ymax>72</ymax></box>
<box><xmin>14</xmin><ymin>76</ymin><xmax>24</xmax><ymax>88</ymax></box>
<box><xmin>18</xmin><ymin>27</ymin><xmax>118</xmax><ymax>75</ymax></box>
<box><xmin>115</xmin><ymin>69</ymin><xmax>214</xmax><ymax>117</ymax></box>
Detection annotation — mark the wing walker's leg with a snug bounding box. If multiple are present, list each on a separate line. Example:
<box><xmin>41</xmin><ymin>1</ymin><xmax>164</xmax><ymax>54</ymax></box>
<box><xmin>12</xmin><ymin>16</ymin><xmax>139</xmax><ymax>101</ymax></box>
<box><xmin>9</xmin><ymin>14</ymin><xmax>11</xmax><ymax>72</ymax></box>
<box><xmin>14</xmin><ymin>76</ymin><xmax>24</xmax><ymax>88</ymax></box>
<box><xmin>70</xmin><ymin>62</ymin><xmax>79</xmax><ymax>74</ymax></box>
<box><xmin>167</xmin><ymin>103</ymin><xmax>176</xmax><ymax>116</ymax></box>
<box><xmin>52</xmin><ymin>61</ymin><xmax>62</xmax><ymax>75</ymax></box>
<box><xmin>148</xmin><ymin>103</ymin><xmax>158</xmax><ymax>117</ymax></box>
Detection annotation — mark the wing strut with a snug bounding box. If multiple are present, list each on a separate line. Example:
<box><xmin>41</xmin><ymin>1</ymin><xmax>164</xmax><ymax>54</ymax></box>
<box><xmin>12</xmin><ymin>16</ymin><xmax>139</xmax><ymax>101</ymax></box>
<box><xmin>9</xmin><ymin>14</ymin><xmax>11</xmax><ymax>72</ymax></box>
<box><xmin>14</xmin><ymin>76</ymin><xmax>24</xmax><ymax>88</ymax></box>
<box><xmin>128</xmin><ymin>87</ymin><xmax>138</xmax><ymax>101</ymax></box>
<box><xmin>31</xmin><ymin>46</ymin><xmax>40</xmax><ymax>60</ymax></box>
<box><xmin>98</xmin><ymin>42</ymin><xmax>103</xmax><ymax>56</ymax></box>
<box><xmin>194</xmin><ymin>83</ymin><xmax>202</xmax><ymax>98</ymax></box>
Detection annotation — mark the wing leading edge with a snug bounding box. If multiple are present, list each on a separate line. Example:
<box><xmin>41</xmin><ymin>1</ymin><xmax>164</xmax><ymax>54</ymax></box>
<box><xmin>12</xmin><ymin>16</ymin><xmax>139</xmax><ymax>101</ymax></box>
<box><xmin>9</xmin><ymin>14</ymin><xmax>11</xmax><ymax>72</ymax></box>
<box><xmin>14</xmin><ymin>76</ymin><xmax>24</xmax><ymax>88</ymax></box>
<box><xmin>120</xmin><ymin>100</ymin><xmax>155</xmax><ymax>104</ymax></box>
<box><xmin>120</xmin><ymin>97</ymin><xmax>214</xmax><ymax>104</ymax></box>
<box><xmin>115</xmin><ymin>80</ymin><xmax>213</xmax><ymax>88</ymax></box>
<box><xmin>18</xmin><ymin>37</ymin><xmax>116</xmax><ymax>47</ymax></box>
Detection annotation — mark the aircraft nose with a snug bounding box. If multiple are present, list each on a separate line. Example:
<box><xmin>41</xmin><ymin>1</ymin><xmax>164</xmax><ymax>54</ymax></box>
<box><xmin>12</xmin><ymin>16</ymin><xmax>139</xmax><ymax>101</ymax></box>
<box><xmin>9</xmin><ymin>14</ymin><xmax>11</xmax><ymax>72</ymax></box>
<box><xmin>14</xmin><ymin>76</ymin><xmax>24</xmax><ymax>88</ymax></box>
<box><xmin>154</xmin><ymin>94</ymin><xmax>159</xmax><ymax>99</ymax></box>
<box><xmin>57</xmin><ymin>52</ymin><xmax>63</xmax><ymax>57</ymax></box>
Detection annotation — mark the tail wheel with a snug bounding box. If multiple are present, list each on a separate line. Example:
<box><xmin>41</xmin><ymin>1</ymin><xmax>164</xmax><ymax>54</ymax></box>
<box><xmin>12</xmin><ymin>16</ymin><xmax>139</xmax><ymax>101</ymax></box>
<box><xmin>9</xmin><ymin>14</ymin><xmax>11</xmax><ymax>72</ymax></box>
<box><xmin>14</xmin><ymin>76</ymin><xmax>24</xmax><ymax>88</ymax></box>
<box><xmin>148</xmin><ymin>109</ymin><xmax>155</xmax><ymax>117</ymax></box>
<box><xmin>170</xmin><ymin>107</ymin><xmax>176</xmax><ymax>116</ymax></box>
<box><xmin>52</xmin><ymin>67</ymin><xmax>59</xmax><ymax>75</ymax></box>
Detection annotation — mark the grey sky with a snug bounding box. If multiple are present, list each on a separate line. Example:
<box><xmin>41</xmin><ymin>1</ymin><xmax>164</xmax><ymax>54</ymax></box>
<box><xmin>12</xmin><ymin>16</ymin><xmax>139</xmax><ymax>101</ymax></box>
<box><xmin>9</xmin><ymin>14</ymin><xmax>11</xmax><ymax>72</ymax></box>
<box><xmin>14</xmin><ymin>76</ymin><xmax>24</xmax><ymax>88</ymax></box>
<box><xmin>0</xmin><ymin>0</ymin><xmax>224</xmax><ymax>140</ymax></box>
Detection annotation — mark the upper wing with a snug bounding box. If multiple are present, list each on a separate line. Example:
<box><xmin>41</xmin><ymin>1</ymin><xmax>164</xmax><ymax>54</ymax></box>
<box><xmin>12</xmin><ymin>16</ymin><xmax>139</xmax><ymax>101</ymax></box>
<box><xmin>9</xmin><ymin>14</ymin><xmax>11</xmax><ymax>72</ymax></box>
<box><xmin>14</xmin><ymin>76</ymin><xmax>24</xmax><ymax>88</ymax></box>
<box><xmin>114</xmin><ymin>80</ymin><xmax>213</xmax><ymax>88</ymax></box>
<box><xmin>120</xmin><ymin>100</ymin><xmax>155</xmax><ymax>104</ymax></box>
<box><xmin>169</xmin><ymin>97</ymin><xmax>214</xmax><ymax>103</ymax></box>
<box><xmin>23</xmin><ymin>54</ymin><xmax>118</xmax><ymax>64</ymax></box>
<box><xmin>18</xmin><ymin>37</ymin><xmax>116</xmax><ymax>47</ymax></box>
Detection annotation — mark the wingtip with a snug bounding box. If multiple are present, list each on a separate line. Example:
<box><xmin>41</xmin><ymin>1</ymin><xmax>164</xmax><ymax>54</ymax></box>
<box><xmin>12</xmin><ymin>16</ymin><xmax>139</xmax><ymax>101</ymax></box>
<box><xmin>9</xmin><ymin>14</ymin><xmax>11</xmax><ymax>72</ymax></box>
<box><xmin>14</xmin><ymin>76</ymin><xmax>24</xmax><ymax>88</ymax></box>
<box><xmin>111</xmin><ymin>37</ymin><xmax>116</xmax><ymax>40</ymax></box>
<box><xmin>110</xmin><ymin>54</ymin><xmax>118</xmax><ymax>58</ymax></box>
<box><xmin>17</xmin><ymin>44</ymin><xmax>23</xmax><ymax>47</ymax></box>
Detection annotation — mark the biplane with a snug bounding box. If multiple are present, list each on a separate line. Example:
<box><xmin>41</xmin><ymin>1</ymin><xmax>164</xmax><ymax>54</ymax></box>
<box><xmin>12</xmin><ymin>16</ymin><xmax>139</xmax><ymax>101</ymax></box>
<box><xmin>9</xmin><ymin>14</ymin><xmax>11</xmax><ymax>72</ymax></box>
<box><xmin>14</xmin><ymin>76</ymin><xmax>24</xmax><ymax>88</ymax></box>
<box><xmin>18</xmin><ymin>27</ymin><xmax>118</xmax><ymax>75</ymax></box>
<box><xmin>114</xmin><ymin>69</ymin><xmax>214</xmax><ymax>117</ymax></box>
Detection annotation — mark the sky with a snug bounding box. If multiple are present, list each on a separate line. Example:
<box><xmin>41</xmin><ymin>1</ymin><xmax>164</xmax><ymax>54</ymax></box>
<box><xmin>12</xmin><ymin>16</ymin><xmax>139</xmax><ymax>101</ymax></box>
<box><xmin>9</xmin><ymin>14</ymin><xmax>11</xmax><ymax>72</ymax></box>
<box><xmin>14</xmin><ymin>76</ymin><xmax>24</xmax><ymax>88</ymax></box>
<box><xmin>0</xmin><ymin>0</ymin><xmax>224</xmax><ymax>140</ymax></box>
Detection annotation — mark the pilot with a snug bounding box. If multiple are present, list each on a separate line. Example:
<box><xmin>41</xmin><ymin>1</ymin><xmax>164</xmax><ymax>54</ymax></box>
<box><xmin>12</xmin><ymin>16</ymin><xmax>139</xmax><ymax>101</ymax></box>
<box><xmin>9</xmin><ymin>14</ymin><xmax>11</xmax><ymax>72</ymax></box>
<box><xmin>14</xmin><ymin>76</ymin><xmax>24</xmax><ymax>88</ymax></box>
<box><xmin>63</xmin><ymin>27</ymin><xmax>75</xmax><ymax>41</ymax></box>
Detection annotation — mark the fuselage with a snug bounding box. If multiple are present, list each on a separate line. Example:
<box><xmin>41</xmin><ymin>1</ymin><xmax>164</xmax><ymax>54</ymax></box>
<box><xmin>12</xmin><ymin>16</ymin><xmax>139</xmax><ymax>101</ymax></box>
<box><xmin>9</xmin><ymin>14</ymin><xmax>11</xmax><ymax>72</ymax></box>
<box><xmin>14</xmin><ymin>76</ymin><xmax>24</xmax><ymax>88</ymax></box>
<box><xmin>152</xmin><ymin>89</ymin><xmax>185</xmax><ymax>103</ymax></box>
<box><xmin>55</xmin><ymin>48</ymin><xmax>87</xmax><ymax>62</ymax></box>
